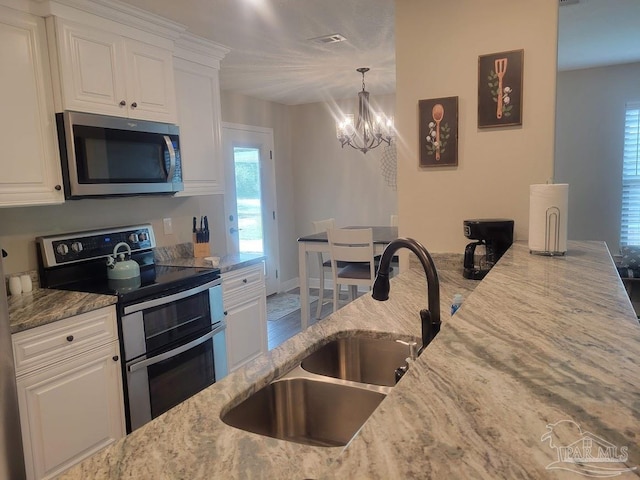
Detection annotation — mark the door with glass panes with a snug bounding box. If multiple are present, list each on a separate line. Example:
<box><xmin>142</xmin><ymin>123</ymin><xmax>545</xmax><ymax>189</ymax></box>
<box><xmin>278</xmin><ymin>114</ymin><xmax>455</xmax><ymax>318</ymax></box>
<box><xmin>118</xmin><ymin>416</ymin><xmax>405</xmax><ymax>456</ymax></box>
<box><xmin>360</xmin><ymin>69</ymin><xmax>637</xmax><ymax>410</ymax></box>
<box><xmin>222</xmin><ymin>123</ymin><xmax>279</xmax><ymax>295</ymax></box>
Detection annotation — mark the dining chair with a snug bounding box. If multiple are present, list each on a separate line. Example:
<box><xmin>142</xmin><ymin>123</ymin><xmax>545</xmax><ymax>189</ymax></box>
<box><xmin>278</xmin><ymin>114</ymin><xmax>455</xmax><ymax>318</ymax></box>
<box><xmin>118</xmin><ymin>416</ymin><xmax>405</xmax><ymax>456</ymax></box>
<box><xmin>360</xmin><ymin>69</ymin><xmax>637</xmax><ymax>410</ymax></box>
<box><xmin>327</xmin><ymin>227</ymin><xmax>375</xmax><ymax>313</ymax></box>
<box><xmin>311</xmin><ymin>218</ymin><xmax>336</xmax><ymax>319</ymax></box>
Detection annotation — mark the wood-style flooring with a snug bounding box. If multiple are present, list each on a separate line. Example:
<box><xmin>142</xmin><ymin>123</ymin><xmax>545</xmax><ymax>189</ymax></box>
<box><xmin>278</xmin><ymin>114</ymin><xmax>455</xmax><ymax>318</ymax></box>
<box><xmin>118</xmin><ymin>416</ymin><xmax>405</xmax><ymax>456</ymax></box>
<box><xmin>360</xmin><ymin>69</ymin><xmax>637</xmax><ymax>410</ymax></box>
<box><xmin>266</xmin><ymin>288</ymin><xmax>356</xmax><ymax>350</ymax></box>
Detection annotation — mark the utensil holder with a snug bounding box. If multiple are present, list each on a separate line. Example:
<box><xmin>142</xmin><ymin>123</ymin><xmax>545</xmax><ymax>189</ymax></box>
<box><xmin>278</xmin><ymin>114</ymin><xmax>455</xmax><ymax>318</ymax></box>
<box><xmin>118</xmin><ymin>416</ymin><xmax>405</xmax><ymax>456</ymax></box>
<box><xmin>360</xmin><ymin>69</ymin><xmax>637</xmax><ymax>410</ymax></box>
<box><xmin>193</xmin><ymin>235</ymin><xmax>210</xmax><ymax>258</ymax></box>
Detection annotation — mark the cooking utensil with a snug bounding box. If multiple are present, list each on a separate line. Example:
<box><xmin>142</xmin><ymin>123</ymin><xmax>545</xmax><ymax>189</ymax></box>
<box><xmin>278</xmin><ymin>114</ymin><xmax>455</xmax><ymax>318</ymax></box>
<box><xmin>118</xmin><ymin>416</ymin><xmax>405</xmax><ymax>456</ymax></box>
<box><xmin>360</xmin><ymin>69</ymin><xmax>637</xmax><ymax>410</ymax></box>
<box><xmin>432</xmin><ymin>104</ymin><xmax>444</xmax><ymax>161</ymax></box>
<box><xmin>495</xmin><ymin>58</ymin><xmax>508</xmax><ymax>119</ymax></box>
<box><xmin>204</xmin><ymin>216</ymin><xmax>209</xmax><ymax>243</ymax></box>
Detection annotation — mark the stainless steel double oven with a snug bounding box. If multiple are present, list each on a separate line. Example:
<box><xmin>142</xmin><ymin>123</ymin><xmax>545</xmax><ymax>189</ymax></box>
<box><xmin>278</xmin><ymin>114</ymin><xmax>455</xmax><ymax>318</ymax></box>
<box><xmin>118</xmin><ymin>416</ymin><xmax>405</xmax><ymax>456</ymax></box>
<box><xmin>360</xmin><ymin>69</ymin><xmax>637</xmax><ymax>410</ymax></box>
<box><xmin>37</xmin><ymin>224</ymin><xmax>227</xmax><ymax>433</ymax></box>
<box><xmin>121</xmin><ymin>276</ymin><xmax>226</xmax><ymax>431</ymax></box>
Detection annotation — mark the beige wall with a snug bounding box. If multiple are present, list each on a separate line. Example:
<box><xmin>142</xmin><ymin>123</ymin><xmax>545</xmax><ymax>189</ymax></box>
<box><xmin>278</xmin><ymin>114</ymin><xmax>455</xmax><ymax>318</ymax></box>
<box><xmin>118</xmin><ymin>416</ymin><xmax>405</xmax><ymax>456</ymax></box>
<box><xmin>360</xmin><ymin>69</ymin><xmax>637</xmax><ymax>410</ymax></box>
<box><xmin>396</xmin><ymin>0</ymin><xmax>559</xmax><ymax>253</ymax></box>
<box><xmin>554</xmin><ymin>62</ymin><xmax>640</xmax><ymax>252</ymax></box>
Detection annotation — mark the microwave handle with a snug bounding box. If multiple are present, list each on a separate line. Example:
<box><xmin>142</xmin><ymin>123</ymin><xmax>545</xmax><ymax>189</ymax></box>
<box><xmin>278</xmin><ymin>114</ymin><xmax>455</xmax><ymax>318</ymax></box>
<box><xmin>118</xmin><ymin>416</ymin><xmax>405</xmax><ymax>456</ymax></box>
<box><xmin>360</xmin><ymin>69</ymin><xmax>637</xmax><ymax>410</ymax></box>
<box><xmin>163</xmin><ymin>135</ymin><xmax>176</xmax><ymax>181</ymax></box>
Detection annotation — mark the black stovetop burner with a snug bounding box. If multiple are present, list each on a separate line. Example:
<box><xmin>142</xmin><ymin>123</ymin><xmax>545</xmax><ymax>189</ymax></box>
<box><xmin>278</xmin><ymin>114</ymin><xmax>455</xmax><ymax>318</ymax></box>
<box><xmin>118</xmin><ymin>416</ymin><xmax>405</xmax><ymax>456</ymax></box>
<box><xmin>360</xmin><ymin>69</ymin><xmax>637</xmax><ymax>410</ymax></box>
<box><xmin>52</xmin><ymin>263</ymin><xmax>220</xmax><ymax>304</ymax></box>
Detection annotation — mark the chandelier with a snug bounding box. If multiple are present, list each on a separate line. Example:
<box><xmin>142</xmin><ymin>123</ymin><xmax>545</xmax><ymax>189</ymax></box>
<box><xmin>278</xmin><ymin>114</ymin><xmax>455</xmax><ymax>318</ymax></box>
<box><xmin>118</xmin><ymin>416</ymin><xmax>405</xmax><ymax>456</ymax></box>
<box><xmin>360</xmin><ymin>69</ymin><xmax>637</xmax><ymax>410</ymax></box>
<box><xmin>336</xmin><ymin>68</ymin><xmax>394</xmax><ymax>154</ymax></box>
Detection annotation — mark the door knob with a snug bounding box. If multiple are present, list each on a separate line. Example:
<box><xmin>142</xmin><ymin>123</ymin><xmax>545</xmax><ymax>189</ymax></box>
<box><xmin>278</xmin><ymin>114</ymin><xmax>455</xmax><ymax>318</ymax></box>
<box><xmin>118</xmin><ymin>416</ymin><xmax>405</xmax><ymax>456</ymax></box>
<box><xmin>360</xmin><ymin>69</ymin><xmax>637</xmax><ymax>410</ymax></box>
<box><xmin>229</xmin><ymin>227</ymin><xmax>242</xmax><ymax>234</ymax></box>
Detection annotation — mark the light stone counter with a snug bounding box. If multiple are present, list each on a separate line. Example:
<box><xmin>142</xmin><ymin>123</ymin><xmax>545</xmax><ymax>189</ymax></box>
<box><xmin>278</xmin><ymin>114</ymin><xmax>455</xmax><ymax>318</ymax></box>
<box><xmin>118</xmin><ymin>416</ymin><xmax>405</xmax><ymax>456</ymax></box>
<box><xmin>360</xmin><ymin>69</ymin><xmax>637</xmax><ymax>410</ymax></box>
<box><xmin>156</xmin><ymin>252</ymin><xmax>265</xmax><ymax>273</ymax></box>
<box><xmin>58</xmin><ymin>241</ymin><xmax>640</xmax><ymax>479</ymax></box>
<box><xmin>153</xmin><ymin>243</ymin><xmax>265</xmax><ymax>273</ymax></box>
<box><xmin>7</xmin><ymin>287</ymin><xmax>117</xmax><ymax>334</ymax></box>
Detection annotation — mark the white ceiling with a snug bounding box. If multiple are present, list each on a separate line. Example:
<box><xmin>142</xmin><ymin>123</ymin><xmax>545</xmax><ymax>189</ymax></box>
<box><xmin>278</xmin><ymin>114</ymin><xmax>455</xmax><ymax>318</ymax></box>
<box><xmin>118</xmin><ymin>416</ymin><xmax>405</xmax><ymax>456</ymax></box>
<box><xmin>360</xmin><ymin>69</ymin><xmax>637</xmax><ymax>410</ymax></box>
<box><xmin>119</xmin><ymin>0</ymin><xmax>640</xmax><ymax>106</ymax></box>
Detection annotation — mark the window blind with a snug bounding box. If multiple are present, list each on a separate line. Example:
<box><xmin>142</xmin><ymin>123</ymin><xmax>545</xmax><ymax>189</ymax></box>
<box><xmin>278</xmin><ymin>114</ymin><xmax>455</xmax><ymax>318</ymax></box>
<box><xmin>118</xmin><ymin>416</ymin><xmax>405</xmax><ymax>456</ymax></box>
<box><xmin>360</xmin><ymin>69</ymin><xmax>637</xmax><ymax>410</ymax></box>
<box><xmin>621</xmin><ymin>101</ymin><xmax>640</xmax><ymax>246</ymax></box>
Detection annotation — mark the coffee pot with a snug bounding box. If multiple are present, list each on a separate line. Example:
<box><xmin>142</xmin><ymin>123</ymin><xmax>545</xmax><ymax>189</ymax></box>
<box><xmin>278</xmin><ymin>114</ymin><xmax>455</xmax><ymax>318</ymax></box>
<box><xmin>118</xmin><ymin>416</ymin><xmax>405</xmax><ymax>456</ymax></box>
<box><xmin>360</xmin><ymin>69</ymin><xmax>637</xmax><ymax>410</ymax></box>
<box><xmin>463</xmin><ymin>219</ymin><xmax>514</xmax><ymax>280</ymax></box>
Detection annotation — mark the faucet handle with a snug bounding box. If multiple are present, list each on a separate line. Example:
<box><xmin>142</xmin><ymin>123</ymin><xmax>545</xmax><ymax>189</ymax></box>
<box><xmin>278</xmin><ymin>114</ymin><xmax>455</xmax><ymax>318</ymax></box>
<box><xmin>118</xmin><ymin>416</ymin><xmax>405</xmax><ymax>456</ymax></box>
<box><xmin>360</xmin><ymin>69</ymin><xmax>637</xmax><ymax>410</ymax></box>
<box><xmin>396</xmin><ymin>339</ymin><xmax>418</xmax><ymax>361</ymax></box>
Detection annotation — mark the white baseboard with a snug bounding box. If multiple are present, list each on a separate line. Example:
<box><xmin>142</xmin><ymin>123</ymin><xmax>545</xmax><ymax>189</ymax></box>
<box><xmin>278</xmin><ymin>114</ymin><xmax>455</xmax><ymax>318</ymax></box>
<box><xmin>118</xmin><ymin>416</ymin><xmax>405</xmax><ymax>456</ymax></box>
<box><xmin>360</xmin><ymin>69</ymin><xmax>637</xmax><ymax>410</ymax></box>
<box><xmin>279</xmin><ymin>277</ymin><xmax>299</xmax><ymax>293</ymax></box>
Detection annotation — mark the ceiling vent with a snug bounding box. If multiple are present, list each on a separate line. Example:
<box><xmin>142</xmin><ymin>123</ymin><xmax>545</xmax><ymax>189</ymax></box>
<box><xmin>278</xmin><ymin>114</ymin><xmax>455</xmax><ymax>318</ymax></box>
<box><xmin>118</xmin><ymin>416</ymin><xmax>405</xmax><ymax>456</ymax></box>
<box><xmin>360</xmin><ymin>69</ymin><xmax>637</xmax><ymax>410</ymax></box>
<box><xmin>308</xmin><ymin>34</ymin><xmax>347</xmax><ymax>45</ymax></box>
<box><xmin>559</xmin><ymin>0</ymin><xmax>579</xmax><ymax>5</ymax></box>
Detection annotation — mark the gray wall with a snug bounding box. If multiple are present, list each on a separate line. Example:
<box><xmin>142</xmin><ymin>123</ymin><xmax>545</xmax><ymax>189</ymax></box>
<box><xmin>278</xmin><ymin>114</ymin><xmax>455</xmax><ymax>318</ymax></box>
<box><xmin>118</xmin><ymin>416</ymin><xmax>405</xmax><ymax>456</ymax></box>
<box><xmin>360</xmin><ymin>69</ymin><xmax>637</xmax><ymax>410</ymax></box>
<box><xmin>220</xmin><ymin>91</ymin><xmax>297</xmax><ymax>286</ymax></box>
<box><xmin>554</xmin><ymin>62</ymin><xmax>640</xmax><ymax>252</ymax></box>
<box><xmin>220</xmin><ymin>91</ymin><xmax>398</xmax><ymax>287</ymax></box>
<box><xmin>290</xmin><ymin>94</ymin><xmax>398</xmax><ymax>238</ymax></box>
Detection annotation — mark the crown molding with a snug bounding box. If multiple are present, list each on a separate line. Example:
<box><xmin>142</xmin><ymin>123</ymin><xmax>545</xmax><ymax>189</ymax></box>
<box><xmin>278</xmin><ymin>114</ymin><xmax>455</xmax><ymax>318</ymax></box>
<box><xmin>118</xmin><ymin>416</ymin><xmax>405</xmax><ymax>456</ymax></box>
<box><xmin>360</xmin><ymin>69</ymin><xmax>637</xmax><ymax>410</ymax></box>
<box><xmin>33</xmin><ymin>0</ymin><xmax>186</xmax><ymax>41</ymax></box>
<box><xmin>175</xmin><ymin>32</ymin><xmax>229</xmax><ymax>68</ymax></box>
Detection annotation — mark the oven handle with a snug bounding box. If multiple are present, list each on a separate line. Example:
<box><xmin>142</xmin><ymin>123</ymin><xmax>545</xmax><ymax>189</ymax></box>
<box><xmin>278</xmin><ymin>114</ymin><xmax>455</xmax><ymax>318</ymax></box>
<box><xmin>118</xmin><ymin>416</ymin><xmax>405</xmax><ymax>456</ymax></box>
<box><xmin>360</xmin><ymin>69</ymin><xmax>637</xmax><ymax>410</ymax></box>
<box><xmin>123</xmin><ymin>277</ymin><xmax>221</xmax><ymax>315</ymax></box>
<box><xmin>128</xmin><ymin>323</ymin><xmax>225</xmax><ymax>373</ymax></box>
<box><xmin>163</xmin><ymin>135</ymin><xmax>176</xmax><ymax>181</ymax></box>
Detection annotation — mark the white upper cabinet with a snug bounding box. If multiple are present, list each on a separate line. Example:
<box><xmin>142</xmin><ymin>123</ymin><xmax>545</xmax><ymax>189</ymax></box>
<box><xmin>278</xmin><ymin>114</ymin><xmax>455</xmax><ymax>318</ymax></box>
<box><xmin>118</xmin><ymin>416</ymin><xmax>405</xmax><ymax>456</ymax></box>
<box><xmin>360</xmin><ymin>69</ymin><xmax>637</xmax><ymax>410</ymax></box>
<box><xmin>124</xmin><ymin>38</ymin><xmax>176</xmax><ymax>122</ymax></box>
<box><xmin>49</xmin><ymin>17</ymin><xmax>177</xmax><ymax>123</ymax></box>
<box><xmin>0</xmin><ymin>6</ymin><xmax>64</xmax><ymax>207</ymax></box>
<box><xmin>174</xmin><ymin>35</ymin><xmax>228</xmax><ymax>196</ymax></box>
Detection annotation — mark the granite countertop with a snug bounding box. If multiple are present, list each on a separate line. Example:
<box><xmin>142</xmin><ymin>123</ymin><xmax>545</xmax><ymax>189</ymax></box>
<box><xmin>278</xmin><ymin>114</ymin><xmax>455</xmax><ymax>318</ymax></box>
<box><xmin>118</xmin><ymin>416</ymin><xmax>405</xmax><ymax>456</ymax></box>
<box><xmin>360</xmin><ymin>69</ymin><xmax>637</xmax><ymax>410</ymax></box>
<box><xmin>156</xmin><ymin>252</ymin><xmax>266</xmax><ymax>273</ymax></box>
<box><xmin>6</xmin><ymin>250</ymin><xmax>262</xmax><ymax>335</ymax></box>
<box><xmin>7</xmin><ymin>288</ymin><xmax>117</xmax><ymax>334</ymax></box>
<box><xmin>59</xmin><ymin>241</ymin><xmax>640</xmax><ymax>479</ymax></box>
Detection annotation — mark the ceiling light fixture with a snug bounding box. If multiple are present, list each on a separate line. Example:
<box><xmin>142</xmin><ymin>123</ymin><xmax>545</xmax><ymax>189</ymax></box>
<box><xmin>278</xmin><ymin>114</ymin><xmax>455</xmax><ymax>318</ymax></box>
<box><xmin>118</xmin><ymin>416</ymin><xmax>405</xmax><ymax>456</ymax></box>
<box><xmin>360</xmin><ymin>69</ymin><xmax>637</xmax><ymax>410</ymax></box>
<box><xmin>308</xmin><ymin>33</ymin><xmax>346</xmax><ymax>45</ymax></box>
<box><xmin>336</xmin><ymin>68</ymin><xmax>394</xmax><ymax>154</ymax></box>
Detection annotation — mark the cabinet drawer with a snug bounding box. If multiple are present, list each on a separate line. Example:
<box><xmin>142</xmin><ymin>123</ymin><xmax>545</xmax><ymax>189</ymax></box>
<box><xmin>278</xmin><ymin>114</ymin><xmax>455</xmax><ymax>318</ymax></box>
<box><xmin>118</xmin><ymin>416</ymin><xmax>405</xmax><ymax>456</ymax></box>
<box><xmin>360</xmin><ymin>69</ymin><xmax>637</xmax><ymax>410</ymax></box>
<box><xmin>222</xmin><ymin>263</ymin><xmax>264</xmax><ymax>298</ymax></box>
<box><xmin>13</xmin><ymin>306</ymin><xmax>117</xmax><ymax>376</ymax></box>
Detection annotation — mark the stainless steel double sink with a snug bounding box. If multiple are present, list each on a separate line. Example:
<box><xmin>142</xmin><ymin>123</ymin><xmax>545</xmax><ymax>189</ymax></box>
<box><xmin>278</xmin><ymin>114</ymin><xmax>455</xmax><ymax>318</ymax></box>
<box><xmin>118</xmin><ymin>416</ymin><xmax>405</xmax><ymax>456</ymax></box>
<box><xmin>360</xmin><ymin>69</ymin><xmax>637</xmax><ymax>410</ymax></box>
<box><xmin>221</xmin><ymin>334</ymin><xmax>417</xmax><ymax>447</ymax></box>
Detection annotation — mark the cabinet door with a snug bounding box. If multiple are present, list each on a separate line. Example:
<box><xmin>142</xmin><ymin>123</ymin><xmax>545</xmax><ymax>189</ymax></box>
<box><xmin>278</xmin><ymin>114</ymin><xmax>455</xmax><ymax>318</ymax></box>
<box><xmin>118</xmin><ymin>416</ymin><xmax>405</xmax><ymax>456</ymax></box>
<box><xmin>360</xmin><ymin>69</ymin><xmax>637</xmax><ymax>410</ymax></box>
<box><xmin>123</xmin><ymin>38</ymin><xmax>177</xmax><ymax>123</ymax></box>
<box><xmin>54</xmin><ymin>19</ymin><xmax>127</xmax><ymax>117</ymax></box>
<box><xmin>174</xmin><ymin>58</ymin><xmax>224</xmax><ymax>195</ymax></box>
<box><xmin>17</xmin><ymin>342</ymin><xmax>125</xmax><ymax>480</ymax></box>
<box><xmin>0</xmin><ymin>8</ymin><xmax>64</xmax><ymax>207</ymax></box>
<box><xmin>224</xmin><ymin>287</ymin><xmax>267</xmax><ymax>372</ymax></box>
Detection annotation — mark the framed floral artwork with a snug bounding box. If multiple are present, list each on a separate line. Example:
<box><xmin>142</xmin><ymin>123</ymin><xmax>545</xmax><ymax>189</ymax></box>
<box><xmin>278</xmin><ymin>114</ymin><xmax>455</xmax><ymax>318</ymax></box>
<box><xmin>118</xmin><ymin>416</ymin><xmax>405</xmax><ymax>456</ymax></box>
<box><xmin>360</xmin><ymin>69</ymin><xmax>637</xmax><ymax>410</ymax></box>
<box><xmin>419</xmin><ymin>96</ymin><xmax>458</xmax><ymax>167</ymax></box>
<box><xmin>478</xmin><ymin>49</ymin><xmax>524</xmax><ymax>128</ymax></box>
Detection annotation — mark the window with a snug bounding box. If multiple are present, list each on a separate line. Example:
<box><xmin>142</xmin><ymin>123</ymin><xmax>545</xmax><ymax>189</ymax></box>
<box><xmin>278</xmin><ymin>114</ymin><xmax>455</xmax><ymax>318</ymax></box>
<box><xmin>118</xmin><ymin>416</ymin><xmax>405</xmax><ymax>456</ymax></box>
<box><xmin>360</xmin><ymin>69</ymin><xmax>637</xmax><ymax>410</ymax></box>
<box><xmin>620</xmin><ymin>102</ymin><xmax>640</xmax><ymax>246</ymax></box>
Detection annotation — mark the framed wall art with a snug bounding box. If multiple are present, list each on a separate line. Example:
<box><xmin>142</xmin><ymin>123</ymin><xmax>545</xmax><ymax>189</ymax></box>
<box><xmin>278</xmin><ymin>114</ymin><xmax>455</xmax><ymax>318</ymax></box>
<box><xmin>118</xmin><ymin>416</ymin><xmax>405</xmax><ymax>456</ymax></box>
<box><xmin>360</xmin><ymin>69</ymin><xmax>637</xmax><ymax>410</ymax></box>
<box><xmin>478</xmin><ymin>49</ymin><xmax>523</xmax><ymax>128</ymax></box>
<box><xmin>419</xmin><ymin>96</ymin><xmax>458</xmax><ymax>167</ymax></box>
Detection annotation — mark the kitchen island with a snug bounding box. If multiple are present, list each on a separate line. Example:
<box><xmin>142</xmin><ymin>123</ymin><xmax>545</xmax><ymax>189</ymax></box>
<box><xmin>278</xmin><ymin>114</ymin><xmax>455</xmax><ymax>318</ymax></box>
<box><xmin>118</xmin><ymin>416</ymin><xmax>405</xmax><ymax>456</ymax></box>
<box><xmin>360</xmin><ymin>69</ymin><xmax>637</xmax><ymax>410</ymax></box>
<box><xmin>59</xmin><ymin>241</ymin><xmax>640</xmax><ymax>479</ymax></box>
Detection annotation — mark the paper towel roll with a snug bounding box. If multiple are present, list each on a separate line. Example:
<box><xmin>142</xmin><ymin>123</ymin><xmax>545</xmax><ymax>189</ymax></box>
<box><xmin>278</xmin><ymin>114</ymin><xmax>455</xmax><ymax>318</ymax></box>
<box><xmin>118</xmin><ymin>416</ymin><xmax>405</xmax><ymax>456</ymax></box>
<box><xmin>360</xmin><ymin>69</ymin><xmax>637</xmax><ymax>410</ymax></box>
<box><xmin>528</xmin><ymin>184</ymin><xmax>569</xmax><ymax>255</ymax></box>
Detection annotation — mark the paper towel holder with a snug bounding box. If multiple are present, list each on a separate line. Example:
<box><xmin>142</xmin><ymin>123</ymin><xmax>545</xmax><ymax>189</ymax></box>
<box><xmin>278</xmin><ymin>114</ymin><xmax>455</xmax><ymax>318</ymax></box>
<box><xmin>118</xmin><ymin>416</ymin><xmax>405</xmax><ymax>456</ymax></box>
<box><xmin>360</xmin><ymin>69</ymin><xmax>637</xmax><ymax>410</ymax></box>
<box><xmin>530</xmin><ymin>205</ymin><xmax>566</xmax><ymax>256</ymax></box>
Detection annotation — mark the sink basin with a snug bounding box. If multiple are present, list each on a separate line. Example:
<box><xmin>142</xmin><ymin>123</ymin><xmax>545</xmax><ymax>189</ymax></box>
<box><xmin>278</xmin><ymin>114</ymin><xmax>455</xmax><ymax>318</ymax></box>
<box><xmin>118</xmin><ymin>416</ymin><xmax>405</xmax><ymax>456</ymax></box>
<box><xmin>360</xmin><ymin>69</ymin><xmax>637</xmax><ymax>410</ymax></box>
<box><xmin>301</xmin><ymin>336</ymin><xmax>414</xmax><ymax>387</ymax></box>
<box><xmin>221</xmin><ymin>377</ymin><xmax>385</xmax><ymax>447</ymax></box>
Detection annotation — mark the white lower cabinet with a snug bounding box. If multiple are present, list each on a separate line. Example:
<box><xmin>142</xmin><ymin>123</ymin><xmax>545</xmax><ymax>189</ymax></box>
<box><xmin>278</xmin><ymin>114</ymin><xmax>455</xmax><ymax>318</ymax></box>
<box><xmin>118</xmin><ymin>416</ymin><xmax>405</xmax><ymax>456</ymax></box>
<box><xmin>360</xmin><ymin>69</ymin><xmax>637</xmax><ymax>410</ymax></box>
<box><xmin>222</xmin><ymin>263</ymin><xmax>267</xmax><ymax>371</ymax></box>
<box><xmin>13</xmin><ymin>306</ymin><xmax>125</xmax><ymax>480</ymax></box>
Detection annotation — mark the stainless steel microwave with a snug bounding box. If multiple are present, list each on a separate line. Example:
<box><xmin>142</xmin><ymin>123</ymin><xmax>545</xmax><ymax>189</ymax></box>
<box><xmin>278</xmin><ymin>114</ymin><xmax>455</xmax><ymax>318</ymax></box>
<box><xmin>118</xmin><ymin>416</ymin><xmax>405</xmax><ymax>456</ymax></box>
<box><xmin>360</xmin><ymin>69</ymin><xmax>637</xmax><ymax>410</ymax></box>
<box><xmin>56</xmin><ymin>111</ymin><xmax>183</xmax><ymax>198</ymax></box>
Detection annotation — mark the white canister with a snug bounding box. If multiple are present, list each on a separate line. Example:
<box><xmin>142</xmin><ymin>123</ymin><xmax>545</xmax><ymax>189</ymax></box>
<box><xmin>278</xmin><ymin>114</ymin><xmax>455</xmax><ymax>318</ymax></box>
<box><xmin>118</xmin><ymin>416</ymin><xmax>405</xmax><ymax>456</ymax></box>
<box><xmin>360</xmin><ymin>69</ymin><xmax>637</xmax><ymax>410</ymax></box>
<box><xmin>8</xmin><ymin>276</ymin><xmax>22</xmax><ymax>296</ymax></box>
<box><xmin>20</xmin><ymin>274</ymin><xmax>32</xmax><ymax>293</ymax></box>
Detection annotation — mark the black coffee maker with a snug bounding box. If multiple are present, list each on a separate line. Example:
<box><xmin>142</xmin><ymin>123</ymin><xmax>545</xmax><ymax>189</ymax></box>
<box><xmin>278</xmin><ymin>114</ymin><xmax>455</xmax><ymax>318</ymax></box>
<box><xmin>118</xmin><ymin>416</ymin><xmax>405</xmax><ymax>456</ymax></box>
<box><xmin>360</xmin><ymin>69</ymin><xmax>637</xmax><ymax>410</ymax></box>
<box><xmin>463</xmin><ymin>219</ymin><xmax>514</xmax><ymax>280</ymax></box>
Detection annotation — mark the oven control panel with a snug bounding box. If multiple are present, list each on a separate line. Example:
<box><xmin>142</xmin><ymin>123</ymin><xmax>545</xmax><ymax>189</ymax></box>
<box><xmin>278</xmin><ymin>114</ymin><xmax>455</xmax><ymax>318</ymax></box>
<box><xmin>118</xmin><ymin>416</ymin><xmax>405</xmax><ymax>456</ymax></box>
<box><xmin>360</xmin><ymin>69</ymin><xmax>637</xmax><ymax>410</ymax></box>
<box><xmin>37</xmin><ymin>224</ymin><xmax>156</xmax><ymax>267</ymax></box>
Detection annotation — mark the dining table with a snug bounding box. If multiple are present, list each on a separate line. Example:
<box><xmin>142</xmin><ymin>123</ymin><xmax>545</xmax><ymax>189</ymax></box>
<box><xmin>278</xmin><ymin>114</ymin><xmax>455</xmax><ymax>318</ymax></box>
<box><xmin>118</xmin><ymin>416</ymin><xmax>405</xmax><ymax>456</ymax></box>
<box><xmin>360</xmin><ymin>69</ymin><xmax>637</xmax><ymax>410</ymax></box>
<box><xmin>297</xmin><ymin>225</ymin><xmax>399</xmax><ymax>329</ymax></box>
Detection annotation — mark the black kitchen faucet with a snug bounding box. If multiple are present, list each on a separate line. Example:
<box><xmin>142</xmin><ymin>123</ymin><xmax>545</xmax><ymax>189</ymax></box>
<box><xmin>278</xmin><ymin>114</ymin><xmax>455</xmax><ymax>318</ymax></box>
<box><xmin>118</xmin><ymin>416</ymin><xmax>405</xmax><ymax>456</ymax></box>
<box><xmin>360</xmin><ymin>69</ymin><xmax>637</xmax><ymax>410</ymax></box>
<box><xmin>372</xmin><ymin>237</ymin><xmax>441</xmax><ymax>356</ymax></box>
